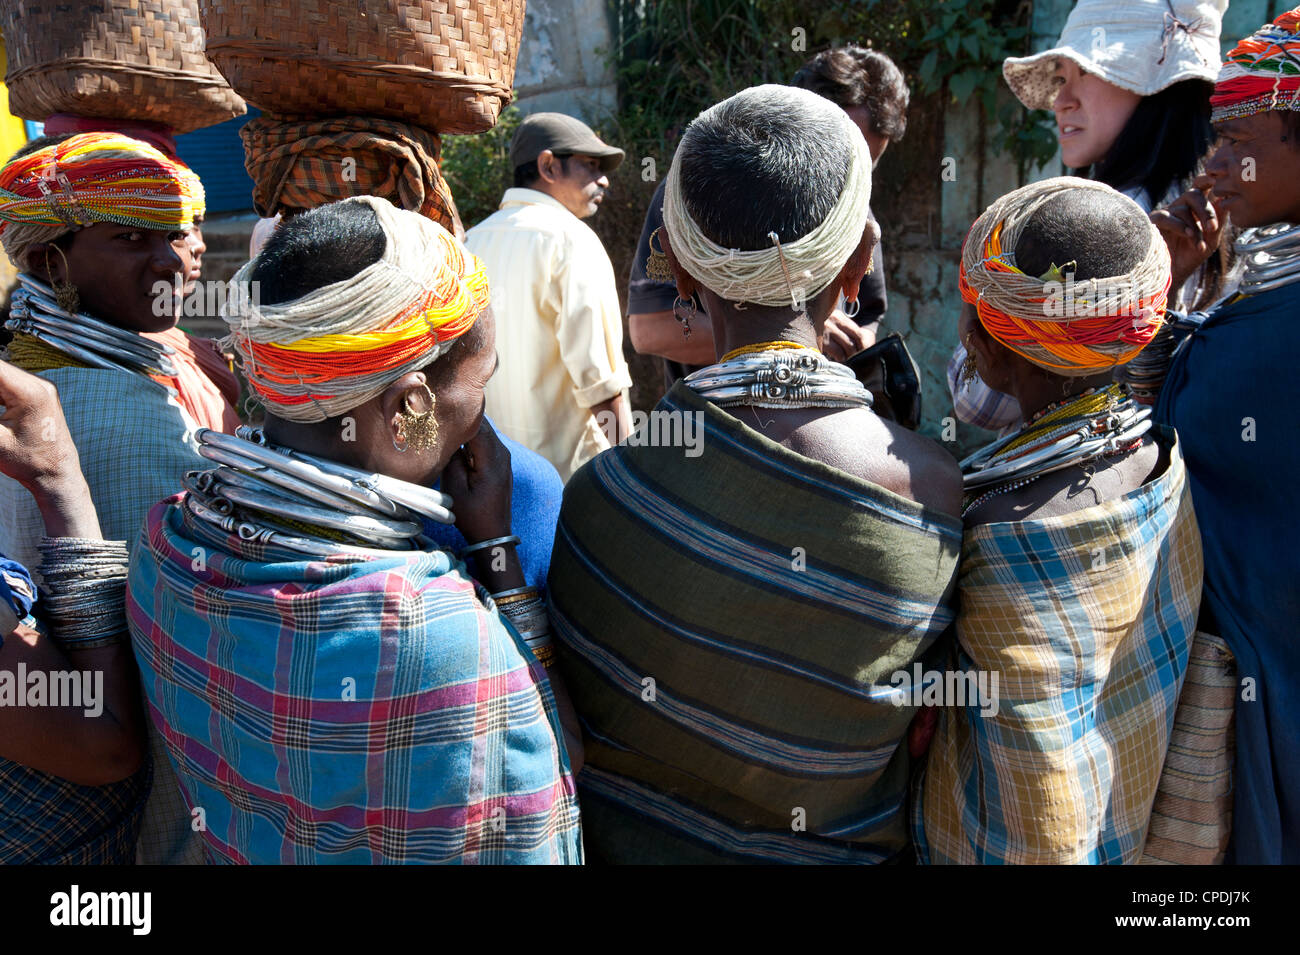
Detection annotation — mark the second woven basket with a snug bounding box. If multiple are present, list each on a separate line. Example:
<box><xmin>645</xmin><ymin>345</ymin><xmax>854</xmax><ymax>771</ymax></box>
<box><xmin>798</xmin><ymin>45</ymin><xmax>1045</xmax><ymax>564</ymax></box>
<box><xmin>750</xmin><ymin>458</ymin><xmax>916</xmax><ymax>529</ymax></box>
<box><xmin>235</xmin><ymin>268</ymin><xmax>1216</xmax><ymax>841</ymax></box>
<box><xmin>200</xmin><ymin>0</ymin><xmax>527</xmax><ymax>135</ymax></box>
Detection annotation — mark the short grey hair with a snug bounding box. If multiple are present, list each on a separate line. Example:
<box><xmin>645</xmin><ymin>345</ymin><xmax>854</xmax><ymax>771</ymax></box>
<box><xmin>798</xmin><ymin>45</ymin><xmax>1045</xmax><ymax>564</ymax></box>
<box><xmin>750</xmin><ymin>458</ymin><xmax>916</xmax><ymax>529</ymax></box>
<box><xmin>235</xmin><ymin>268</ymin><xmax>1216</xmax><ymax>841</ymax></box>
<box><xmin>675</xmin><ymin>85</ymin><xmax>852</xmax><ymax>252</ymax></box>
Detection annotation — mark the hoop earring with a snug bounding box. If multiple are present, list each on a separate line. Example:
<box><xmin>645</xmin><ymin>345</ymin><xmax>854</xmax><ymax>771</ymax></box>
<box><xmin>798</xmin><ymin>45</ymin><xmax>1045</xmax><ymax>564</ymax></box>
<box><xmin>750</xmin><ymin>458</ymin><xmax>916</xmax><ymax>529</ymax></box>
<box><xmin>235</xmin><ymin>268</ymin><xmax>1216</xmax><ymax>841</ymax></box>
<box><xmin>843</xmin><ymin>298</ymin><xmax>861</xmax><ymax>319</ymax></box>
<box><xmin>44</xmin><ymin>244</ymin><xmax>81</xmax><ymax>314</ymax></box>
<box><xmin>672</xmin><ymin>295</ymin><xmax>696</xmax><ymax>339</ymax></box>
<box><xmin>646</xmin><ymin>227</ymin><xmax>673</xmax><ymax>283</ymax></box>
<box><xmin>397</xmin><ymin>384</ymin><xmax>439</xmax><ymax>451</ymax></box>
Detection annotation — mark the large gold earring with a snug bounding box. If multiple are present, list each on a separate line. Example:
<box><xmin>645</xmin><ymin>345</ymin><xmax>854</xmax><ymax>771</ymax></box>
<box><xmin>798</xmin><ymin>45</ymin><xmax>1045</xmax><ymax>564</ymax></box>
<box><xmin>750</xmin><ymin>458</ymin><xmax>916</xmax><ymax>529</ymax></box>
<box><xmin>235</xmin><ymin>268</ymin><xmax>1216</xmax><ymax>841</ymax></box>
<box><xmin>646</xmin><ymin>227</ymin><xmax>673</xmax><ymax>282</ymax></box>
<box><xmin>397</xmin><ymin>385</ymin><xmax>439</xmax><ymax>451</ymax></box>
<box><xmin>45</xmin><ymin>244</ymin><xmax>80</xmax><ymax>314</ymax></box>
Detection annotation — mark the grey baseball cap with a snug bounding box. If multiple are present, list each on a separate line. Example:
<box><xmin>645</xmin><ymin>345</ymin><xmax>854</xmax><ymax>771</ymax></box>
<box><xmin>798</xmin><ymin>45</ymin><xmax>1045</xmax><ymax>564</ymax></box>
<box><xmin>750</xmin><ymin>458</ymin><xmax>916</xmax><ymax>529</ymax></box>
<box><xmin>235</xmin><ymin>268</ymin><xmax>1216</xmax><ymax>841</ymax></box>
<box><xmin>509</xmin><ymin>112</ymin><xmax>625</xmax><ymax>173</ymax></box>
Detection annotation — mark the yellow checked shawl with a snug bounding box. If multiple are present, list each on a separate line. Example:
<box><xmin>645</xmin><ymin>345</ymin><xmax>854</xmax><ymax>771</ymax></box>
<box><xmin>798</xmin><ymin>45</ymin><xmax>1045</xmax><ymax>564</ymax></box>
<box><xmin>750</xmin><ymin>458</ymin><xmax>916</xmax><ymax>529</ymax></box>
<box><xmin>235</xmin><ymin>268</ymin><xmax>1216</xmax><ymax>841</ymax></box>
<box><xmin>918</xmin><ymin>428</ymin><xmax>1203</xmax><ymax>864</ymax></box>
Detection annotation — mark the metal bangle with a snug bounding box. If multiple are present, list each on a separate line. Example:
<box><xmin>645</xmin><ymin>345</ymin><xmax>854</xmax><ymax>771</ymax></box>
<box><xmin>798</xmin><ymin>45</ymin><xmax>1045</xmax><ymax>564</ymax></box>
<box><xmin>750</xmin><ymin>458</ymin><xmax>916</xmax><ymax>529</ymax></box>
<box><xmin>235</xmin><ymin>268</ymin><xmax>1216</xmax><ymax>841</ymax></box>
<box><xmin>460</xmin><ymin>535</ymin><xmax>521</xmax><ymax>559</ymax></box>
<box><xmin>491</xmin><ymin>585</ymin><xmax>540</xmax><ymax>602</ymax></box>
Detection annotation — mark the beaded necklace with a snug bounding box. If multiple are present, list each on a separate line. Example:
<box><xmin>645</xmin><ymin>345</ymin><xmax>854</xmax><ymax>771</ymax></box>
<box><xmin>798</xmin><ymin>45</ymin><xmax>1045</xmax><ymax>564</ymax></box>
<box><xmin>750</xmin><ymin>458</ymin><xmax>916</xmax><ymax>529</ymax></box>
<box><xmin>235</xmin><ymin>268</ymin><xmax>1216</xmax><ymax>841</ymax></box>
<box><xmin>998</xmin><ymin>384</ymin><xmax>1121</xmax><ymax>455</ymax></box>
<box><xmin>719</xmin><ymin>340</ymin><xmax>809</xmax><ymax>361</ymax></box>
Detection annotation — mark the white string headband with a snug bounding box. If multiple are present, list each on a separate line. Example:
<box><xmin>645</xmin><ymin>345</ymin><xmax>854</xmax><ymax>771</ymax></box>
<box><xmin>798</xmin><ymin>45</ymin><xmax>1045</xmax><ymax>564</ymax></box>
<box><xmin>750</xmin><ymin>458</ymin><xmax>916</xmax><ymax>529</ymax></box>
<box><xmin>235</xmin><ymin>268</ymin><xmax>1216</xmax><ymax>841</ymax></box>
<box><xmin>661</xmin><ymin>86</ymin><xmax>874</xmax><ymax>309</ymax></box>
<box><xmin>221</xmin><ymin>195</ymin><xmax>480</xmax><ymax>422</ymax></box>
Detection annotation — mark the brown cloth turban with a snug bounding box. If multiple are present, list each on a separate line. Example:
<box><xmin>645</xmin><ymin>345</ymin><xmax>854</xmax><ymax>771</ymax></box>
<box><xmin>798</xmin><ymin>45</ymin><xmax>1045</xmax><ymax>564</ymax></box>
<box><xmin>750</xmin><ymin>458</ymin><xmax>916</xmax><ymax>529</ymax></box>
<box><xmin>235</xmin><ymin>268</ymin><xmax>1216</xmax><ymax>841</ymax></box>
<box><xmin>240</xmin><ymin>115</ymin><xmax>462</xmax><ymax>236</ymax></box>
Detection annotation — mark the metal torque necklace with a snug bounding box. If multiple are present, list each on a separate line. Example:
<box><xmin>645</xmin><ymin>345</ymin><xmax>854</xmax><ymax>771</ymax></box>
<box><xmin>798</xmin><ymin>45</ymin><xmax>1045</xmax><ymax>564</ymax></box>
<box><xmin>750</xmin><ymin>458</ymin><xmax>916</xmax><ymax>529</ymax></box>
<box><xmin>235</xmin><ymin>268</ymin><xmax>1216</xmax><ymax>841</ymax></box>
<box><xmin>183</xmin><ymin>426</ymin><xmax>454</xmax><ymax>558</ymax></box>
<box><xmin>1236</xmin><ymin>222</ymin><xmax>1300</xmax><ymax>296</ymax></box>
<box><xmin>960</xmin><ymin>384</ymin><xmax>1152</xmax><ymax>518</ymax></box>
<box><xmin>5</xmin><ymin>273</ymin><xmax>177</xmax><ymax>378</ymax></box>
<box><xmin>683</xmin><ymin>344</ymin><xmax>873</xmax><ymax>410</ymax></box>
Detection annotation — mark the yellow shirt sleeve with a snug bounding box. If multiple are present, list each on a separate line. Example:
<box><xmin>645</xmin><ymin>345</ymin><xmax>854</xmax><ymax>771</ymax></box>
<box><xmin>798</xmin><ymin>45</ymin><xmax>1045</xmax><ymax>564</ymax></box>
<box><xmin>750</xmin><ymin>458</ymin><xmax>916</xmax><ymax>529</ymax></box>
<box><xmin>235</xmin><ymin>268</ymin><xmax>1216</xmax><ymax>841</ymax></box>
<box><xmin>547</xmin><ymin>229</ymin><xmax>633</xmax><ymax>409</ymax></box>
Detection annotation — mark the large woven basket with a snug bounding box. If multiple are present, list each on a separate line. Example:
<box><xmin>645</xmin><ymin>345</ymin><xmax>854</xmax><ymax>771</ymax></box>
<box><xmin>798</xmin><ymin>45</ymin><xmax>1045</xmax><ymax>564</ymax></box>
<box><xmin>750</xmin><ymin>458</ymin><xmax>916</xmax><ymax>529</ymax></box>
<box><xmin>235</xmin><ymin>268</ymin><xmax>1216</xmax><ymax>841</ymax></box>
<box><xmin>1</xmin><ymin>0</ymin><xmax>245</xmax><ymax>134</ymax></box>
<box><xmin>199</xmin><ymin>0</ymin><xmax>526</xmax><ymax>135</ymax></box>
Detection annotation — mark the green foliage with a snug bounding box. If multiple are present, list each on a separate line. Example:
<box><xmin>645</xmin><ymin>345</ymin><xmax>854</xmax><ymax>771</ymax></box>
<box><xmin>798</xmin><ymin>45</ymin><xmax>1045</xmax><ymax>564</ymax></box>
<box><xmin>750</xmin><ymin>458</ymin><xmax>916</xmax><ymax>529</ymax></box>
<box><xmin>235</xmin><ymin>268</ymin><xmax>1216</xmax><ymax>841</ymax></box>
<box><xmin>439</xmin><ymin>1</ymin><xmax>1060</xmax><ymax>233</ymax></box>
<box><xmin>607</xmin><ymin>0</ymin><xmax>1057</xmax><ymax>172</ymax></box>
<box><xmin>440</xmin><ymin>106</ymin><xmax>524</xmax><ymax>230</ymax></box>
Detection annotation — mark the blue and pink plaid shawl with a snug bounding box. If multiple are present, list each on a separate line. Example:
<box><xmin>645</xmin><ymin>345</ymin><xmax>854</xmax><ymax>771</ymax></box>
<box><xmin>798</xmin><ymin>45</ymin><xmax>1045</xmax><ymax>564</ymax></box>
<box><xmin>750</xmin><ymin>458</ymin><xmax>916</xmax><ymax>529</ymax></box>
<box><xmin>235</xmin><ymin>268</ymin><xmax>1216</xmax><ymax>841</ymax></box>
<box><xmin>126</xmin><ymin>496</ymin><xmax>583</xmax><ymax>864</ymax></box>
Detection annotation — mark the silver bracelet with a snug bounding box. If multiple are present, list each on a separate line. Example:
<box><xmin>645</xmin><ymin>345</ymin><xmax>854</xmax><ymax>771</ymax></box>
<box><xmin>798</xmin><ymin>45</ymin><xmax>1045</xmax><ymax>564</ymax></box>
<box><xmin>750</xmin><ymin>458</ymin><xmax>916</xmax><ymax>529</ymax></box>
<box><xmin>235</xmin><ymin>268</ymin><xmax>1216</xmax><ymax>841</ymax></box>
<box><xmin>37</xmin><ymin>537</ymin><xmax>130</xmax><ymax>650</ymax></box>
<box><xmin>461</xmin><ymin>535</ymin><xmax>521</xmax><ymax>559</ymax></box>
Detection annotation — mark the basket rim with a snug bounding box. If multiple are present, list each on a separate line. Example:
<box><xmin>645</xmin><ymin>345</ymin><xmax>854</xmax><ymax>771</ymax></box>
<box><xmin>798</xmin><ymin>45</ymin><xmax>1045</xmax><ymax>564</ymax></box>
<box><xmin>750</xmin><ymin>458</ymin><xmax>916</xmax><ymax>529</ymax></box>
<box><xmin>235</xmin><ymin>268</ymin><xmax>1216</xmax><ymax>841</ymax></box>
<box><xmin>7</xmin><ymin>60</ymin><xmax>240</xmax><ymax>88</ymax></box>
<box><xmin>207</xmin><ymin>55</ymin><xmax>514</xmax><ymax>96</ymax></box>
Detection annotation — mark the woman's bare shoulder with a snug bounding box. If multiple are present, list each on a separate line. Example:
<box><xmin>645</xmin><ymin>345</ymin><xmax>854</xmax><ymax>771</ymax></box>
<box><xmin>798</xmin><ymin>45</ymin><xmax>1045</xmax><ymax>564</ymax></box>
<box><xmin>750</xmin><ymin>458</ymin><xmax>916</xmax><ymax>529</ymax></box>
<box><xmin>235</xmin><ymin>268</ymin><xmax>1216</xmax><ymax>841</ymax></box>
<box><xmin>781</xmin><ymin>410</ymin><xmax>963</xmax><ymax>516</ymax></box>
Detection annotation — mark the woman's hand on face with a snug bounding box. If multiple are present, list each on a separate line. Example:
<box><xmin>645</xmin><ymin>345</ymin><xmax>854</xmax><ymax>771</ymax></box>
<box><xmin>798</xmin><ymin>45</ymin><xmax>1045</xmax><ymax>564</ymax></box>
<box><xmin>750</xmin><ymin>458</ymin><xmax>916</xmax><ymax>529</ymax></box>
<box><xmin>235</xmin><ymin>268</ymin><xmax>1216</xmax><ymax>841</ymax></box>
<box><xmin>442</xmin><ymin>416</ymin><xmax>514</xmax><ymax>544</ymax></box>
<box><xmin>1150</xmin><ymin>175</ymin><xmax>1225</xmax><ymax>291</ymax></box>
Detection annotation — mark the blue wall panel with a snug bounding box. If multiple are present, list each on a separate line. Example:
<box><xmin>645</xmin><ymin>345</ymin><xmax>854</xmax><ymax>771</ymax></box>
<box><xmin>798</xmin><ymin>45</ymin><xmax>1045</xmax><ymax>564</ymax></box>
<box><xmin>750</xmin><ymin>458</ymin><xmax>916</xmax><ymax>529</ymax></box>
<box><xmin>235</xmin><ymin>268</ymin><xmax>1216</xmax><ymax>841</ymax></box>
<box><xmin>175</xmin><ymin>107</ymin><xmax>258</xmax><ymax>214</ymax></box>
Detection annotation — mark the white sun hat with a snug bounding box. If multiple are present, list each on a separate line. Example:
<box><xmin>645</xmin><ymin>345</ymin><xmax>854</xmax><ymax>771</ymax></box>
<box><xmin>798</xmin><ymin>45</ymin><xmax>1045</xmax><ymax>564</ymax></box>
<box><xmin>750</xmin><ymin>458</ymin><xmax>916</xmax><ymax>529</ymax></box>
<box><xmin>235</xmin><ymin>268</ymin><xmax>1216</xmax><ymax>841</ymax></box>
<box><xmin>1003</xmin><ymin>0</ymin><xmax>1226</xmax><ymax>111</ymax></box>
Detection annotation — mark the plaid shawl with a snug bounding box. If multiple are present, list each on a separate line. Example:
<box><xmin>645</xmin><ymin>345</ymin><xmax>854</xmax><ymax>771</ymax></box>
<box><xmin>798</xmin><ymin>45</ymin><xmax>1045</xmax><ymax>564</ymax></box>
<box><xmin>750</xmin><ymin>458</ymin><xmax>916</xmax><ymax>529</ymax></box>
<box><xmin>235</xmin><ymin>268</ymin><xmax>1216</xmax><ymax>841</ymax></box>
<box><xmin>917</xmin><ymin>429</ymin><xmax>1203</xmax><ymax>864</ymax></box>
<box><xmin>241</xmin><ymin>115</ymin><xmax>461</xmax><ymax>235</ymax></box>
<box><xmin>549</xmin><ymin>382</ymin><xmax>962</xmax><ymax>863</ymax></box>
<box><xmin>0</xmin><ymin>757</ymin><xmax>151</xmax><ymax>865</ymax></box>
<box><xmin>126</xmin><ymin>496</ymin><xmax>582</xmax><ymax>865</ymax></box>
<box><xmin>1</xmin><ymin>749</ymin><xmax>150</xmax><ymax>865</ymax></box>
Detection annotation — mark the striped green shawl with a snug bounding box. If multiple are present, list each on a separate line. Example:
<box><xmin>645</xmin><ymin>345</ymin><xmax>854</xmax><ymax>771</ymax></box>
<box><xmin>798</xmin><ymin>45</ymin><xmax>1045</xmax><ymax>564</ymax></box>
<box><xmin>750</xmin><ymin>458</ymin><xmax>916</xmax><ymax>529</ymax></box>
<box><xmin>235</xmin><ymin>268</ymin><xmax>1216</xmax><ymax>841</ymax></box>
<box><xmin>548</xmin><ymin>382</ymin><xmax>961</xmax><ymax>863</ymax></box>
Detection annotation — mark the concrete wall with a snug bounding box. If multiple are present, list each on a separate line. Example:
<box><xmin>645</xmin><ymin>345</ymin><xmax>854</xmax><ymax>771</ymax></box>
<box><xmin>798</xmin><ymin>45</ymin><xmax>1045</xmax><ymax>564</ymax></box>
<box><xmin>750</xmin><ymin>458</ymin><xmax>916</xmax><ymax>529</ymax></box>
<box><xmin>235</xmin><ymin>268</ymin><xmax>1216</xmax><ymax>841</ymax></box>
<box><xmin>511</xmin><ymin>0</ymin><xmax>618</xmax><ymax>123</ymax></box>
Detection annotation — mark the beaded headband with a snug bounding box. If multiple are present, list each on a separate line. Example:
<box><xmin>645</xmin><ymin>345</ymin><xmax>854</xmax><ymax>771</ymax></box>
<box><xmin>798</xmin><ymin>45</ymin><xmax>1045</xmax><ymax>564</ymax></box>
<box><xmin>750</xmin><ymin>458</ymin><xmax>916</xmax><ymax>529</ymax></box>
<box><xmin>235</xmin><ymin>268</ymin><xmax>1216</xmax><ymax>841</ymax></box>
<box><xmin>0</xmin><ymin>131</ymin><xmax>204</xmax><ymax>232</ymax></box>
<box><xmin>960</xmin><ymin>178</ymin><xmax>1171</xmax><ymax>377</ymax></box>
<box><xmin>223</xmin><ymin>196</ymin><xmax>489</xmax><ymax>423</ymax></box>
<box><xmin>1210</xmin><ymin>7</ymin><xmax>1300</xmax><ymax>123</ymax></box>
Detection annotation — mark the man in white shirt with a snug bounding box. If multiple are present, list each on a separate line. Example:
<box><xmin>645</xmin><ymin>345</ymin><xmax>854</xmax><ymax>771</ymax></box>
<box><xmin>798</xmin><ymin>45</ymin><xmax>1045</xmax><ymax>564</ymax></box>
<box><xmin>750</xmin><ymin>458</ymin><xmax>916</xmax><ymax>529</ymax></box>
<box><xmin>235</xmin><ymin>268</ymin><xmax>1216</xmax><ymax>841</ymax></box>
<box><xmin>466</xmin><ymin>113</ymin><xmax>633</xmax><ymax>480</ymax></box>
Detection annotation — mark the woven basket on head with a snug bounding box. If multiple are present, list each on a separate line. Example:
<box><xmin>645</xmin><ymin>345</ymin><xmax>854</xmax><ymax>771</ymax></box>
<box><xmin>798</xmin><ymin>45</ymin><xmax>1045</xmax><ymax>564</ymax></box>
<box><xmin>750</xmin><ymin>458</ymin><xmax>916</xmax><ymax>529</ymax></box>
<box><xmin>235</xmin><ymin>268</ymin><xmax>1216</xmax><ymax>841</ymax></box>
<box><xmin>1</xmin><ymin>0</ymin><xmax>246</xmax><ymax>134</ymax></box>
<box><xmin>199</xmin><ymin>0</ymin><xmax>526</xmax><ymax>135</ymax></box>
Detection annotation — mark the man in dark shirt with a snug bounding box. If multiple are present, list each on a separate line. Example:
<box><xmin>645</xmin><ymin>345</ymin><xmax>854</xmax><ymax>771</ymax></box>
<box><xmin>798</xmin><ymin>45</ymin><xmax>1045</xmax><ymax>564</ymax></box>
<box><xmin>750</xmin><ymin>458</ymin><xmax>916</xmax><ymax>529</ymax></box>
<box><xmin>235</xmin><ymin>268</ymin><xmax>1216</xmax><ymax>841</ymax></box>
<box><xmin>627</xmin><ymin>45</ymin><xmax>908</xmax><ymax>388</ymax></box>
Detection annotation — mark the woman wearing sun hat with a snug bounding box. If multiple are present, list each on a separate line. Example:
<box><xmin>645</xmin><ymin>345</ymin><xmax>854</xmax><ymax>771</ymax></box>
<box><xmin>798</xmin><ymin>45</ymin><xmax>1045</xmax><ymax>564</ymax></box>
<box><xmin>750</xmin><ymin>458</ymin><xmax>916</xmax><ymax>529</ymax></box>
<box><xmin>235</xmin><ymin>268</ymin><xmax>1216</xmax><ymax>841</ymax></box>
<box><xmin>950</xmin><ymin>0</ymin><xmax>1228</xmax><ymax>432</ymax></box>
